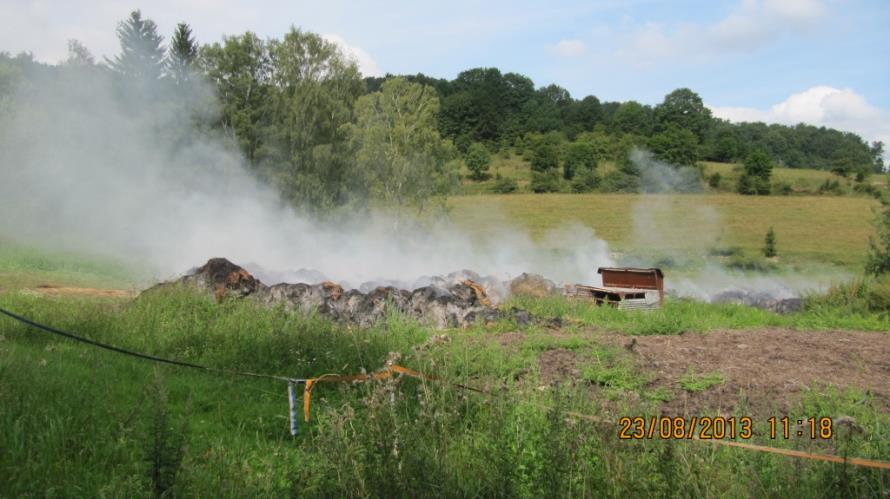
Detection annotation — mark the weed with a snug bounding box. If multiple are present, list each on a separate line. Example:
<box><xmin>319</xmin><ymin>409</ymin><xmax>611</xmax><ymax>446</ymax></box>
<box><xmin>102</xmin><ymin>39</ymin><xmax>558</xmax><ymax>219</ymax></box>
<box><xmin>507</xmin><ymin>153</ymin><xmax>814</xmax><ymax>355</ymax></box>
<box><xmin>678</xmin><ymin>368</ymin><xmax>724</xmax><ymax>392</ymax></box>
<box><xmin>581</xmin><ymin>345</ymin><xmax>648</xmax><ymax>392</ymax></box>
<box><xmin>141</xmin><ymin>369</ymin><xmax>186</xmax><ymax>497</ymax></box>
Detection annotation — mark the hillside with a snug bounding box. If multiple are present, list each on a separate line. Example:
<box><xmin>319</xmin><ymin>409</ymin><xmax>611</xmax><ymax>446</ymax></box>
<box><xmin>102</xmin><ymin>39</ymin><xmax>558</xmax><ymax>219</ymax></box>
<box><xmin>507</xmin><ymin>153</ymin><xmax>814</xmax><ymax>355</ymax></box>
<box><xmin>458</xmin><ymin>151</ymin><xmax>888</xmax><ymax>197</ymax></box>
<box><xmin>449</xmin><ymin>193</ymin><xmax>878</xmax><ymax>268</ymax></box>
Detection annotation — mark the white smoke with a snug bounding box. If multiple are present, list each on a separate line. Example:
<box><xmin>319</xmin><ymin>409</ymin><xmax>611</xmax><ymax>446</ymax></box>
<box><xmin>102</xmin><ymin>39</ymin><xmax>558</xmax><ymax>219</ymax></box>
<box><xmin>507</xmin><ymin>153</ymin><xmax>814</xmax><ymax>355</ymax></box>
<box><xmin>0</xmin><ymin>64</ymin><xmax>614</xmax><ymax>290</ymax></box>
<box><xmin>631</xmin><ymin>148</ymin><xmax>704</xmax><ymax>194</ymax></box>
<box><xmin>668</xmin><ymin>264</ymin><xmax>840</xmax><ymax>301</ymax></box>
<box><xmin>625</xmin><ymin>149</ymin><xmax>848</xmax><ymax>300</ymax></box>
<box><xmin>0</xmin><ymin>63</ymin><xmax>848</xmax><ymax>303</ymax></box>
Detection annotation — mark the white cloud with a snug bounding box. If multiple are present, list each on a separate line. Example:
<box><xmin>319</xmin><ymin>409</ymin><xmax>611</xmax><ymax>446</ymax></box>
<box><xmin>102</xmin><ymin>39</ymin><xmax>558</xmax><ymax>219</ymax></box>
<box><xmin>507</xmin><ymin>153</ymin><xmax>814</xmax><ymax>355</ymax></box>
<box><xmin>552</xmin><ymin>39</ymin><xmax>586</xmax><ymax>57</ymax></box>
<box><xmin>620</xmin><ymin>0</ymin><xmax>829</xmax><ymax>63</ymax></box>
<box><xmin>322</xmin><ymin>33</ymin><xmax>383</xmax><ymax>77</ymax></box>
<box><xmin>709</xmin><ymin>86</ymin><xmax>890</xmax><ymax>160</ymax></box>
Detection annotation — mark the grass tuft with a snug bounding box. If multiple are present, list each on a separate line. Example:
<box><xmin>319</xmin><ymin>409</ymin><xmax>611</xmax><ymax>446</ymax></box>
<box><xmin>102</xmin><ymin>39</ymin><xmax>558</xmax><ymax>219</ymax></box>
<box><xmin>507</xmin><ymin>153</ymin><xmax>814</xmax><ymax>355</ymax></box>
<box><xmin>678</xmin><ymin>368</ymin><xmax>724</xmax><ymax>392</ymax></box>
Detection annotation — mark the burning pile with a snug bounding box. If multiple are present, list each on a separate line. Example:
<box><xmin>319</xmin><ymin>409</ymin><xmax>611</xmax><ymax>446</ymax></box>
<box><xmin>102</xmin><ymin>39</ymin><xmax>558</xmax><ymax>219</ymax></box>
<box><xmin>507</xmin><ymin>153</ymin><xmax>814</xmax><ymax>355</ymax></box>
<box><xmin>145</xmin><ymin>258</ymin><xmax>515</xmax><ymax>328</ymax></box>
<box><xmin>144</xmin><ymin>258</ymin><xmax>808</xmax><ymax>329</ymax></box>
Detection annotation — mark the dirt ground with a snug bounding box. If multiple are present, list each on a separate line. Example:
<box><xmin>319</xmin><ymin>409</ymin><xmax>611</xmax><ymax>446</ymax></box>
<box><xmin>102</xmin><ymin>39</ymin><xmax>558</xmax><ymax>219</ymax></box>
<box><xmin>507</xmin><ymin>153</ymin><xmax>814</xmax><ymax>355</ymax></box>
<box><xmin>626</xmin><ymin>329</ymin><xmax>890</xmax><ymax>415</ymax></box>
<box><xmin>507</xmin><ymin>328</ymin><xmax>890</xmax><ymax>417</ymax></box>
<box><xmin>29</xmin><ymin>285</ymin><xmax>134</xmax><ymax>298</ymax></box>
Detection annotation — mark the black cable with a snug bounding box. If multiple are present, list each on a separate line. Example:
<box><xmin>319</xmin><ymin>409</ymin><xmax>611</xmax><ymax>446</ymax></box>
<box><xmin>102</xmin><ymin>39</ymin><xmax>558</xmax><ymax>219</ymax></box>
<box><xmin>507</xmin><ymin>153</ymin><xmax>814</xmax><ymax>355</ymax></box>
<box><xmin>0</xmin><ymin>306</ymin><xmax>304</xmax><ymax>384</ymax></box>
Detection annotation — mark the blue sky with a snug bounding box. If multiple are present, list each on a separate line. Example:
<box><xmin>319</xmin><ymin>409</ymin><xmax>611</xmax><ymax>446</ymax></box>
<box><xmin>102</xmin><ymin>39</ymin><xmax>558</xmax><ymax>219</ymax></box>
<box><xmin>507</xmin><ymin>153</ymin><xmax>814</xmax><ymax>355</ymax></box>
<box><xmin>1</xmin><ymin>0</ymin><xmax>888</xmax><ymax>149</ymax></box>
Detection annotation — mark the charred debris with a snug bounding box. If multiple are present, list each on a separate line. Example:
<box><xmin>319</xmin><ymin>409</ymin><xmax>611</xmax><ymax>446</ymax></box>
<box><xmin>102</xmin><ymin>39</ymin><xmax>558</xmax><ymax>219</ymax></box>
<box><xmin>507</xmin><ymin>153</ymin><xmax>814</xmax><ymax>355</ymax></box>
<box><xmin>145</xmin><ymin>258</ymin><xmax>510</xmax><ymax>329</ymax></box>
<box><xmin>144</xmin><ymin>258</ymin><xmax>803</xmax><ymax>329</ymax></box>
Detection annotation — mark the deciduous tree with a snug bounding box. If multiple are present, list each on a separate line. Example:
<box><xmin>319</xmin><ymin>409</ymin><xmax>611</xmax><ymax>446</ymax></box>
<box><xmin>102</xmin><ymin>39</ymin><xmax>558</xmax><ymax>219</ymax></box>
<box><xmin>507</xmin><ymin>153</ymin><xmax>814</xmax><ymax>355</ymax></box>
<box><xmin>648</xmin><ymin>125</ymin><xmax>698</xmax><ymax>166</ymax></box>
<box><xmin>465</xmin><ymin>142</ymin><xmax>491</xmax><ymax>181</ymax></box>
<box><xmin>199</xmin><ymin>32</ymin><xmax>271</xmax><ymax>164</ymax></box>
<box><xmin>266</xmin><ymin>28</ymin><xmax>365</xmax><ymax>211</ymax></box>
<box><xmin>347</xmin><ymin>77</ymin><xmax>457</xmax><ymax>217</ymax></box>
<box><xmin>563</xmin><ymin>141</ymin><xmax>597</xmax><ymax>180</ymax></box>
<box><xmin>655</xmin><ymin>88</ymin><xmax>712</xmax><ymax>142</ymax></box>
<box><xmin>738</xmin><ymin>150</ymin><xmax>773</xmax><ymax>195</ymax></box>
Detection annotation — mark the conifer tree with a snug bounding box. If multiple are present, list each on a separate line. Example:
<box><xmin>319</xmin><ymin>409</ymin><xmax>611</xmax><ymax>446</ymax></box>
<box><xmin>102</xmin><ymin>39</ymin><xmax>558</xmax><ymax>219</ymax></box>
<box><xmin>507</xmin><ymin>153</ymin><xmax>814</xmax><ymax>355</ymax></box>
<box><xmin>763</xmin><ymin>227</ymin><xmax>777</xmax><ymax>258</ymax></box>
<box><xmin>167</xmin><ymin>22</ymin><xmax>197</xmax><ymax>84</ymax></box>
<box><xmin>105</xmin><ymin>10</ymin><xmax>165</xmax><ymax>83</ymax></box>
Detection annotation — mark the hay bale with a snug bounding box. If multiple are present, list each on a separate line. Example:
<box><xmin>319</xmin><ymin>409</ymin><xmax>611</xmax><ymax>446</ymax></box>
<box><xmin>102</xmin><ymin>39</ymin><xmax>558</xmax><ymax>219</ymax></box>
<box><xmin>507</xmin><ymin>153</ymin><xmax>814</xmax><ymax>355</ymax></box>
<box><xmin>509</xmin><ymin>273</ymin><xmax>556</xmax><ymax>298</ymax></box>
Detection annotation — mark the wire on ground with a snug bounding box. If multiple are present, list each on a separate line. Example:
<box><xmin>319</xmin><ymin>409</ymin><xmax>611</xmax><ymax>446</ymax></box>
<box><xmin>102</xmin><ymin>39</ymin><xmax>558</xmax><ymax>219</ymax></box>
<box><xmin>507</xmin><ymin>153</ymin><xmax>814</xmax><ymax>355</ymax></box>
<box><xmin>2</xmin><ymin>306</ymin><xmax>888</xmax><ymax>471</ymax></box>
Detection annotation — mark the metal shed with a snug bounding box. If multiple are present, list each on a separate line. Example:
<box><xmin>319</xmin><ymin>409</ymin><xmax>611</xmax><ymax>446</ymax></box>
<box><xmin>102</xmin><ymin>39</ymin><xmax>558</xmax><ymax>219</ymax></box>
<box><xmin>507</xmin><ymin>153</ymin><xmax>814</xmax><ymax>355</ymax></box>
<box><xmin>569</xmin><ymin>267</ymin><xmax>664</xmax><ymax>311</ymax></box>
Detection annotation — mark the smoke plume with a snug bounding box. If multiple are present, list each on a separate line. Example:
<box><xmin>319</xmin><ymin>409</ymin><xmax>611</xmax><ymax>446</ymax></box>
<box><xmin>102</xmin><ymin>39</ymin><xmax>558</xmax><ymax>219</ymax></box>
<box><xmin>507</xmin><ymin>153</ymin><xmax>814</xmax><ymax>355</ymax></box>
<box><xmin>626</xmin><ymin>149</ymin><xmax>846</xmax><ymax>300</ymax></box>
<box><xmin>0</xmin><ymin>63</ymin><xmax>844</xmax><ymax>303</ymax></box>
<box><xmin>631</xmin><ymin>148</ymin><xmax>703</xmax><ymax>194</ymax></box>
<box><xmin>0</xmin><ymin>65</ymin><xmax>614</xmax><ymax>290</ymax></box>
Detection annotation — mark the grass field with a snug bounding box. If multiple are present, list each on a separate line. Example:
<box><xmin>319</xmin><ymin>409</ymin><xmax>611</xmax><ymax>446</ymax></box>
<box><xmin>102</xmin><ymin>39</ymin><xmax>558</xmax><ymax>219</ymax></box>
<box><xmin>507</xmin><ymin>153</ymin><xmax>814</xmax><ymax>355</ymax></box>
<box><xmin>448</xmin><ymin>193</ymin><xmax>879</xmax><ymax>268</ymax></box>
<box><xmin>0</xmin><ymin>239</ymin><xmax>137</xmax><ymax>292</ymax></box>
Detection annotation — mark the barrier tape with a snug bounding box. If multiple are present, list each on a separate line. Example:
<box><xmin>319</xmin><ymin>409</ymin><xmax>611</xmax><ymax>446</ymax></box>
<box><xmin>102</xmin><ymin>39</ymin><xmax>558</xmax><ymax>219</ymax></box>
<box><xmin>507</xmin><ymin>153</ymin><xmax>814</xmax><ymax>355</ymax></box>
<box><xmin>2</xmin><ymin>306</ymin><xmax>888</xmax><ymax>471</ymax></box>
<box><xmin>302</xmin><ymin>365</ymin><xmax>428</xmax><ymax>422</ymax></box>
<box><xmin>304</xmin><ymin>365</ymin><xmax>890</xmax><ymax>471</ymax></box>
<box><xmin>699</xmin><ymin>439</ymin><xmax>890</xmax><ymax>470</ymax></box>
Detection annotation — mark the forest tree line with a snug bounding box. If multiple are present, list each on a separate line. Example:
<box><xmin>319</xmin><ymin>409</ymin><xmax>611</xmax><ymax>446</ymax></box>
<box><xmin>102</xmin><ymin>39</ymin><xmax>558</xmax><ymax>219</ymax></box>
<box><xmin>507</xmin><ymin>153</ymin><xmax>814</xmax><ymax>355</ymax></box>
<box><xmin>0</xmin><ymin>10</ymin><xmax>885</xmax><ymax>213</ymax></box>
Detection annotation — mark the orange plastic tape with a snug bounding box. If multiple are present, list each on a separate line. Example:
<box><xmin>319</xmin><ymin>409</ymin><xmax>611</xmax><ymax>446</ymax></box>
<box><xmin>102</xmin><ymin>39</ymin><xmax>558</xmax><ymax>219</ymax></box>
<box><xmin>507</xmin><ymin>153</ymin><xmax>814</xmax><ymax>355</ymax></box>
<box><xmin>303</xmin><ymin>365</ymin><xmax>415</xmax><ymax>422</ymax></box>
<box><xmin>299</xmin><ymin>364</ymin><xmax>890</xmax><ymax>471</ymax></box>
<box><xmin>701</xmin><ymin>438</ymin><xmax>890</xmax><ymax>470</ymax></box>
<box><xmin>547</xmin><ymin>406</ymin><xmax>890</xmax><ymax>470</ymax></box>
<box><xmin>303</xmin><ymin>379</ymin><xmax>314</xmax><ymax>423</ymax></box>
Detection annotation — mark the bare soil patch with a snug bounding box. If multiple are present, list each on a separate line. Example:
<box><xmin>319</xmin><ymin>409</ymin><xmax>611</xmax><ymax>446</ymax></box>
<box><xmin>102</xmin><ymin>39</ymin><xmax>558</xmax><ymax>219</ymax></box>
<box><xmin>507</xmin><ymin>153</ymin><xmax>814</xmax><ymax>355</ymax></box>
<box><xmin>32</xmin><ymin>285</ymin><xmax>134</xmax><ymax>298</ymax></box>
<box><xmin>496</xmin><ymin>331</ymin><xmax>525</xmax><ymax>349</ymax></box>
<box><xmin>538</xmin><ymin>348</ymin><xmax>581</xmax><ymax>385</ymax></box>
<box><xmin>626</xmin><ymin>329</ymin><xmax>890</xmax><ymax>416</ymax></box>
<box><xmin>500</xmin><ymin>328</ymin><xmax>890</xmax><ymax>416</ymax></box>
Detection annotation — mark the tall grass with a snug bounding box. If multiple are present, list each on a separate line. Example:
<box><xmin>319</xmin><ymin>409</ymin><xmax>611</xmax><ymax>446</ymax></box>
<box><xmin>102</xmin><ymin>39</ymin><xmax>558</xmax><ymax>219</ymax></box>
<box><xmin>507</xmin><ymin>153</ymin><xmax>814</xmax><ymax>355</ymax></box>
<box><xmin>1</xmin><ymin>288</ymin><xmax>888</xmax><ymax>497</ymax></box>
<box><xmin>506</xmin><ymin>294</ymin><xmax>890</xmax><ymax>334</ymax></box>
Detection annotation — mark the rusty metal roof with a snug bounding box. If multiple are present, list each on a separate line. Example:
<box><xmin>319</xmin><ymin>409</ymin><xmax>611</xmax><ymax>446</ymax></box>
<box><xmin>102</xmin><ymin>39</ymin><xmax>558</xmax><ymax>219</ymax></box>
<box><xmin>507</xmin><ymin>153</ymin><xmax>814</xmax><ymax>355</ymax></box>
<box><xmin>574</xmin><ymin>284</ymin><xmax>654</xmax><ymax>295</ymax></box>
<box><xmin>597</xmin><ymin>267</ymin><xmax>664</xmax><ymax>278</ymax></box>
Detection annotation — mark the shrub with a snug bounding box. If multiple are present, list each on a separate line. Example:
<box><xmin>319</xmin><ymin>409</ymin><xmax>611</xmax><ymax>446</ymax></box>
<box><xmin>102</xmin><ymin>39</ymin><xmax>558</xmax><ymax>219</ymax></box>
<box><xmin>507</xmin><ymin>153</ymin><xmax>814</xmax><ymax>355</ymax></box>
<box><xmin>738</xmin><ymin>173</ymin><xmax>770</xmax><ymax>195</ymax></box>
<box><xmin>530</xmin><ymin>169</ymin><xmax>562</xmax><ymax>193</ymax></box>
<box><xmin>853</xmin><ymin>182</ymin><xmax>879</xmax><ymax>198</ymax></box>
<box><xmin>531</xmin><ymin>143</ymin><xmax>560</xmax><ymax>172</ymax></box>
<box><xmin>866</xmin><ymin>277</ymin><xmax>890</xmax><ymax>311</ymax></box>
<box><xmin>491</xmin><ymin>174</ymin><xmax>518</xmax><ymax>194</ymax></box>
<box><xmin>725</xmin><ymin>254</ymin><xmax>777</xmax><ymax>272</ymax></box>
<box><xmin>513</xmin><ymin>136</ymin><xmax>525</xmax><ymax>154</ymax></box>
<box><xmin>599</xmin><ymin>171</ymin><xmax>640</xmax><ymax>193</ymax></box>
<box><xmin>708</xmin><ymin>246</ymin><xmax>743</xmax><ymax>257</ymax></box>
<box><xmin>819</xmin><ymin>179</ymin><xmax>843</xmax><ymax>195</ymax></box>
<box><xmin>708</xmin><ymin>172</ymin><xmax>721</xmax><ymax>188</ymax></box>
<box><xmin>855</xmin><ymin>170</ymin><xmax>867</xmax><ymax>183</ymax></box>
<box><xmin>465</xmin><ymin>142</ymin><xmax>491</xmax><ymax>181</ymax></box>
<box><xmin>866</xmin><ymin>198</ymin><xmax>890</xmax><ymax>275</ymax></box>
<box><xmin>807</xmin><ymin>275</ymin><xmax>890</xmax><ymax>313</ymax></box>
<box><xmin>563</xmin><ymin>141</ymin><xmax>597</xmax><ymax>180</ymax></box>
<box><xmin>738</xmin><ymin>151</ymin><xmax>772</xmax><ymax>195</ymax></box>
<box><xmin>454</xmin><ymin>134</ymin><xmax>472</xmax><ymax>154</ymax></box>
<box><xmin>570</xmin><ymin>169</ymin><xmax>600</xmax><ymax>193</ymax></box>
